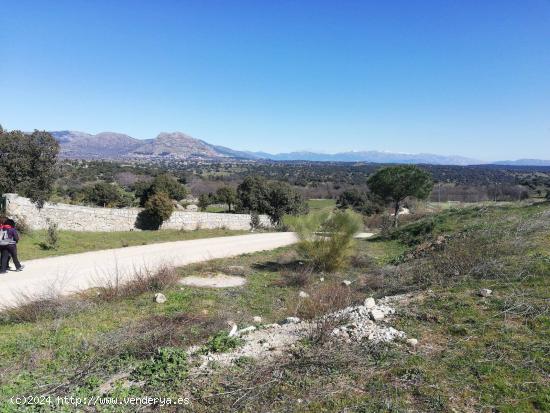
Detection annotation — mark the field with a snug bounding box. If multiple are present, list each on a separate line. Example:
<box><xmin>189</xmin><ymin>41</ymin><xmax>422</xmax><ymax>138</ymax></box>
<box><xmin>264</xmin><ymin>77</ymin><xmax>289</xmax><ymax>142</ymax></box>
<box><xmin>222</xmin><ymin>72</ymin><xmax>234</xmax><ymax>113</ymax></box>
<box><xmin>307</xmin><ymin>198</ymin><xmax>336</xmax><ymax>212</ymax></box>
<box><xmin>17</xmin><ymin>229</ymin><xmax>245</xmax><ymax>260</ymax></box>
<box><xmin>0</xmin><ymin>202</ymin><xmax>548</xmax><ymax>412</ymax></box>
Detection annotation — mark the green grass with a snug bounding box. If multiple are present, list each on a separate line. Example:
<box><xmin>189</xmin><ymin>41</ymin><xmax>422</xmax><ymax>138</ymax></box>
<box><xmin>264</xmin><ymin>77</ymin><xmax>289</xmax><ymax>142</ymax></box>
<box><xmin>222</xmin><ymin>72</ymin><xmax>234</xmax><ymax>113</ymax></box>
<box><xmin>307</xmin><ymin>198</ymin><xmax>336</xmax><ymax>212</ymax></box>
<box><xmin>17</xmin><ymin>228</ymin><xmax>246</xmax><ymax>260</ymax></box>
<box><xmin>205</xmin><ymin>205</ymin><xmax>227</xmax><ymax>213</ymax></box>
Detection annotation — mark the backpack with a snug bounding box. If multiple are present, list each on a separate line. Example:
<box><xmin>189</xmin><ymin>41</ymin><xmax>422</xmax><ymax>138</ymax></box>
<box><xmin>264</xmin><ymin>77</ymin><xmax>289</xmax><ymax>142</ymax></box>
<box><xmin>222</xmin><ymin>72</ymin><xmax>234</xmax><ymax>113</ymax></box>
<box><xmin>0</xmin><ymin>227</ymin><xmax>12</xmax><ymax>246</ymax></box>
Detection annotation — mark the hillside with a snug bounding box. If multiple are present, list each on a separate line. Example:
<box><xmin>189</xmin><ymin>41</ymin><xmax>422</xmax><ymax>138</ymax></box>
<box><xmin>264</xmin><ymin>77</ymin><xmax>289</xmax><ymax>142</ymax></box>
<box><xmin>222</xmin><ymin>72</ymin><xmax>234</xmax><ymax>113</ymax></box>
<box><xmin>49</xmin><ymin>130</ymin><xmax>550</xmax><ymax>166</ymax></box>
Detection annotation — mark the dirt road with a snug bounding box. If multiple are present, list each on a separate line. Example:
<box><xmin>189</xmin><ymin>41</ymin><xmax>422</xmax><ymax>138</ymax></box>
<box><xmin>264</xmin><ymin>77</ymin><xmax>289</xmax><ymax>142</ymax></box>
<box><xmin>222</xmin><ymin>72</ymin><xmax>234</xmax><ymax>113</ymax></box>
<box><xmin>0</xmin><ymin>232</ymin><xmax>298</xmax><ymax>308</ymax></box>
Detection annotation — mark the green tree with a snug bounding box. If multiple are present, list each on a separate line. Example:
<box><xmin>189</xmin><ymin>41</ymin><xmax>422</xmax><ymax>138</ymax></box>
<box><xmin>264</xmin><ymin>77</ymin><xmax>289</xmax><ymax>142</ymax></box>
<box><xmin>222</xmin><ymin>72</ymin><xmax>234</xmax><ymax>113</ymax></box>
<box><xmin>266</xmin><ymin>181</ymin><xmax>308</xmax><ymax>224</ymax></box>
<box><xmin>285</xmin><ymin>209</ymin><xmax>363</xmax><ymax>272</ymax></box>
<box><xmin>137</xmin><ymin>174</ymin><xmax>188</xmax><ymax>206</ymax></box>
<box><xmin>337</xmin><ymin>189</ymin><xmax>384</xmax><ymax>215</ymax></box>
<box><xmin>237</xmin><ymin>176</ymin><xmax>307</xmax><ymax>224</ymax></box>
<box><xmin>0</xmin><ymin>129</ymin><xmax>59</xmax><ymax>206</ymax></box>
<box><xmin>216</xmin><ymin>186</ymin><xmax>237</xmax><ymax>212</ymax></box>
<box><xmin>136</xmin><ymin>192</ymin><xmax>175</xmax><ymax>230</ymax></box>
<box><xmin>236</xmin><ymin>176</ymin><xmax>271</xmax><ymax>214</ymax></box>
<box><xmin>197</xmin><ymin>193</ymin><xmax>211</xmax><ymax>212</ymax></box>
<box><xmin>83</xmin><ymin>182</ymin><xmax>134</xmax><ymax>207</ymax></box>
<box><xmin>367</xmin><ymin>165</ymin><xmax>433</xmax><ymax>227</ymax></box>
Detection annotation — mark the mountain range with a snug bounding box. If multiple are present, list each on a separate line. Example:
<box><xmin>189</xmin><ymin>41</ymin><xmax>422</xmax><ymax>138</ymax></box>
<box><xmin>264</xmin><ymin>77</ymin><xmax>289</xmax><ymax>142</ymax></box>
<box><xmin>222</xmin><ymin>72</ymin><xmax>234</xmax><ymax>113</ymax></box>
<box><xmin>49</xmin><ymin>130</ymin><xmax>550</xmax><ymax>166</ymax></box>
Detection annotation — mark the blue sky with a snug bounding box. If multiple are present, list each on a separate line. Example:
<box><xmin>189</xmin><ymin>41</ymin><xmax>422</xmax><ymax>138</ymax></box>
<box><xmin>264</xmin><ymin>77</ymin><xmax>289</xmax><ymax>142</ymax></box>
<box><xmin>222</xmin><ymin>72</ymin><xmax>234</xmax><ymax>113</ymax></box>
<box><xmin>1</xmin><ymin>0</ymin><xmax>549</xmax><ymax>160</ymax></box>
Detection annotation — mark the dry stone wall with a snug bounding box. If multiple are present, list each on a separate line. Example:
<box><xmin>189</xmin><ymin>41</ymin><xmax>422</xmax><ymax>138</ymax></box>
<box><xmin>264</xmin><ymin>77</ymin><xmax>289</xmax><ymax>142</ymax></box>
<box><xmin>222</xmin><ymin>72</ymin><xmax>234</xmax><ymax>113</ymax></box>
<box><xmin>2</xmin><ymin>194</ymin><xmax>271</xmax><ymax>232</ymax></box>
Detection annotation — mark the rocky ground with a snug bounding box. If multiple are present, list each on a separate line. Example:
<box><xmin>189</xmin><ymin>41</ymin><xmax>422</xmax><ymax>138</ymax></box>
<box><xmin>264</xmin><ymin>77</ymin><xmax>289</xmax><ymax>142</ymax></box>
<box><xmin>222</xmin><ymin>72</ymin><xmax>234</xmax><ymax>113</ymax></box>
<box><xmin>190</xmin><ymin>293</ymin><xmax>416</xmax><ymax>370</ymax></box>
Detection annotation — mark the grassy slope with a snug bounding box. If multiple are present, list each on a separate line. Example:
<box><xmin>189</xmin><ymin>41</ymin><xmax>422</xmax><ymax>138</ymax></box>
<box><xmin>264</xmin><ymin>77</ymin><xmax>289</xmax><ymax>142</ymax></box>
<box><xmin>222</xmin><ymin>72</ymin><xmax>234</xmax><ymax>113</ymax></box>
<box><xmin>17</xmin><ymin>228</ymin><xmax>245</xmax><ymax>260</ymax></box>
<box><xmin>307</xmin><ymin>198</ymin><xmax>336</xmax><ymax>212</ymax></box>
<box><xmin>0</xmin><ymin>202</ymin><xmax>548</xmax><ymax>412</ymax></box>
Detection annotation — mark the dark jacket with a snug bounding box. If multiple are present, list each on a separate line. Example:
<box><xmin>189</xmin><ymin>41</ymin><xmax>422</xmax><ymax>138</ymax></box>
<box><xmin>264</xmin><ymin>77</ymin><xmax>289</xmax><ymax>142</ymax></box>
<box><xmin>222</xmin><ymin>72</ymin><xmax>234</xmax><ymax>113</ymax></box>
<box><xmin>0</xmin><ymin>225</ymin><xmax>19</xmax><ymax>244</ymax></box>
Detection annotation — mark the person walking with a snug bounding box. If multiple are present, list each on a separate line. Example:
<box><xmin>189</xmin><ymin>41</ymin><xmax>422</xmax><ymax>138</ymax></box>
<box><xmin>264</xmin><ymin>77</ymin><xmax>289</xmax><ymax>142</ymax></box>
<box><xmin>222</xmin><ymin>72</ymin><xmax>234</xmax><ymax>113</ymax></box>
<box><xmin>0</xmin><ymin>218</ymin><xmax>24</xmax><ymax>273</ymax></box>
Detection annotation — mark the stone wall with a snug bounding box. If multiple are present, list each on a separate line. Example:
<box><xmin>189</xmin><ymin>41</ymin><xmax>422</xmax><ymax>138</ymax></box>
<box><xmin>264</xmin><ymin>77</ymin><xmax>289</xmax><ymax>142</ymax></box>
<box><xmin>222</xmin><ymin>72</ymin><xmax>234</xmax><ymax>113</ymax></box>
<box><xmin>1</xmin><ymin>194</ymin><xmax>271</xmax><ymax>232</ymax></box>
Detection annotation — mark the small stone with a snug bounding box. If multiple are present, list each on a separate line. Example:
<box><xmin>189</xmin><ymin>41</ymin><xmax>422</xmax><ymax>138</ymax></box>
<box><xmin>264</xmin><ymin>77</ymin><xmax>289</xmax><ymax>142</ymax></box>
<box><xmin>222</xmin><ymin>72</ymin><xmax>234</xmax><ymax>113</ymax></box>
<box><xmin>364</xmin><ymin>297</ymin><xmax>376</xmax><ymax>309</ymax></box>
<box><xmin>406</xmin><ymin>338</ymin><xmax>418</xmax><ymax>347</ymax></box>
<box><xmin>237</xmin><ymin>326</ymin><xmax>256</xmax><ymax>336</ymax></box>
<box><xmin>283</xmin><ymin>316</ymin><xmax>301</xmax><ymax>324</ymax></box>
<box><xmin>370</xmin><ymin>309</ymin><xmax>385</xmax><ymax>321</ymax></box>
<box><xmin>342</xmin><ymin>280</ymin><xmax>352</xmax><ymax>286</ymax></box>
<box><xmin>319</xmin><ymin>277</ymin><xmax>325</xmax><ymax>282</ymax></box>
<box><xmin>253</xmin><ymin>316</ymin><xmax>263</xmax><ymax>323</ymax></box>
<box><xmin>154</xmin><ymin>293</ymin><xmax>167</xmax><ymax>304</ymax></box>
<box><xmin>299</xmin><ymin>291</ymin><xmax>310</xmax><ymax>298</ymax></box>
<box><xmin>479</xmin><ymin>288</ymin><xmax>492</xmax><ymax>297</ymax></box>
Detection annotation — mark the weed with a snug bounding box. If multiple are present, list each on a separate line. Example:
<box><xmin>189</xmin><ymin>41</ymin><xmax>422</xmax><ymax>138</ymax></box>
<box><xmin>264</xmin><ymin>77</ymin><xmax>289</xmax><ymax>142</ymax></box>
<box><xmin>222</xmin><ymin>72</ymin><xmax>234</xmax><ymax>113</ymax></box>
<box><xmin>132</xmin><ymin>347</ymin><xmax>188</xmax><ymax>387</ymax></box>
<box><xmin>199</xmin><ymin>330</ymin><xmax>243</xmax><ymax>354</ymax></box>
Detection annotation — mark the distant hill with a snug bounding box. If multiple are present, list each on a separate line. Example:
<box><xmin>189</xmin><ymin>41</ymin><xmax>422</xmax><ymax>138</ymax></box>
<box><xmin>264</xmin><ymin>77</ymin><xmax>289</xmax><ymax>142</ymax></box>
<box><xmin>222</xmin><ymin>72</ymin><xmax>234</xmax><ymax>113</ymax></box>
<box><xmin>52</xmin><ymin>131</ymin><xmax>142</xmax><ymax>159</ymax></box>
<box><xmin>250</xmin><ymin>150</ymin><xmax>481</xmax><ymax>165</ymax></box>
<box><xmin>49</xmin><ymin>130</ymin><xmax>549</xmax><ymax>166</ymax></box>
<box><xmin>491</xmin><ymin>159</ymin><xmax>550</xmax><ymax>166</ymax></box>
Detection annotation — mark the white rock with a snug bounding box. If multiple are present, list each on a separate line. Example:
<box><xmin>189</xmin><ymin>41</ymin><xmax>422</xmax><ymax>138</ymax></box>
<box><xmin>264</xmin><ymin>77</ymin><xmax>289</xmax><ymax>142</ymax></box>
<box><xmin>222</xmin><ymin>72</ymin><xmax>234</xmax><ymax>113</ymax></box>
<box><xmin>370</xmin><ymin>309</ymin><xmax>385</xmax><ymax>321</ymax></box>
<box><xmin>364</xmin><ymin>297</ymin><xmax>376</xmax><ymax>309</ymax></box>
<box><xmin>228</xmin><ymin>324</ymin><xmax>238</xmax><ymax>337</ymax></box>
<box><xmin>479</xmin><ymin>288</ymin><xmax>492</xmax><ymax>297</ymax></box>
<box><xmin>342</xmin><ymin>280</ymin><xmax>352</xmax><ymax>286</ymax></box>
<box><xmin>237</xmin><ymin>326</ymin><xmax>256</xmax><ymax>336</ymax></box>
<box><xmin>154</xmin><ymin>293</ymin><xmax>167</xmax><ymax>304</ymax></box>
<box><xmin>283</xmin><ymin>316</ymin><xmax>301</xmax><ymax>324</ymax></box>
<box><xmin>319</xmin><ymin>277</ymin><xmax>325</xmax><ymax>282</ymax></box>
<box><xmin>406</xmin><ymin>338</ymin><xmax>418</xmax><ymax>347</ymax></box>
<box><xmin>299</xmin><ymin>291</ymin><xmax>310</xmax><ymax>298</ymax></box>
<box><xmin>253</xmin><ymin>316</ymin><xmax>263</xmax><ymax>323</ymax></box>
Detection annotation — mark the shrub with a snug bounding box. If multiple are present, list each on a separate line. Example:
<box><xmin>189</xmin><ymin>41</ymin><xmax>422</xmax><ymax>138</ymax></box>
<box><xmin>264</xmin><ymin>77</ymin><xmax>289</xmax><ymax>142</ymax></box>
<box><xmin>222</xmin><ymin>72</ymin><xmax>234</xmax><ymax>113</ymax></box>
<box><xmin>133</xmin><ymin>347</ymin><xmax>189</xmax><ymax>387</ymax></box>
<box><xmin>82</xmin><ymin>182</ymin><xmax>134</xmax><ymax>207</ymax></box>
<box><xmin>12</xmin><ymin>214</ymin><xmax>30</xmax><ymax>234</ymax></box>
<box><xmin>92</xmin><ymin>266</ymin><xmax>179</xmax><ymax>302</ymax></box>
<box><xmin>135</xmin><ymin>192</ymin><xmax>174</xmax><ymax>230</ymax></box>
<box><xmin>388</xmin><ymin>219</ymin><xmax>435</xmax><ymax>246</ymax></box>
<box><xmin>337</xmin><ymin>189</ymin><xmax>384</xmax><ymax>215</ymax></box>
<box><xmin>285</xmin><ymin>209</ymin><xmax>363</xmax><ymax>272</ymax></box>
<box><xmin>136</xmin><ymin>174</ymin><xmax>188</xmax><ymax>206</ymax></box>
<box><xmin>250</xmin><ymin>211</ymin><xmax>261</xmax><ymax>231</ymax></box>
<box><xmin>199</xmin><ymin>330</ymin><xmax>243</xmax><ymax>354</ymax></box>
<box><xmin>42</xmin><ymin>221</ymin><xmax>59</xmax><ymax>250</ymax></box>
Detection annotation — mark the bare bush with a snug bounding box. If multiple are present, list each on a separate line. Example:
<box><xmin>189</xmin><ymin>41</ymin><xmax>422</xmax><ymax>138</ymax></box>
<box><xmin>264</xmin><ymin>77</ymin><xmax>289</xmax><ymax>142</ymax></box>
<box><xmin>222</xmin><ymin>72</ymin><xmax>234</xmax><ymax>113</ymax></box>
<box><xmin>271</xmin><ymin>267</ymin><xmax>313</xmax><ymax>288</ymax></box>
<box><xmin>295</xmin><ymin>283</ymin><xmax>359</xmax><ymax>320</ymax></box>
<box><xmin>91</xmin><ymin>265</ymin><xmax>180</xmax><ymax>302</ymax></box>
<box><xmin>0</xmin><ymin>290</ymin><xmax>95</xmax><ymax>324</ymax></box>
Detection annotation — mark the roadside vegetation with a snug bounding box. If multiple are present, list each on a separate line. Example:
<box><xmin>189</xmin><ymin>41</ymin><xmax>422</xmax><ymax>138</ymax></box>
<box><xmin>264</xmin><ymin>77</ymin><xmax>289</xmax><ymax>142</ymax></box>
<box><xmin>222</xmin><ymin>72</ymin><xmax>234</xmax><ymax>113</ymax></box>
<box><xmin>16</xmin><ymin>228</ymin><xmax>245</xmax><ymax>260</ymax></box>
<box><xmin>1</xmin><ymin>200</ymin><xmax>548</xmax><ymax>412</ymax></box>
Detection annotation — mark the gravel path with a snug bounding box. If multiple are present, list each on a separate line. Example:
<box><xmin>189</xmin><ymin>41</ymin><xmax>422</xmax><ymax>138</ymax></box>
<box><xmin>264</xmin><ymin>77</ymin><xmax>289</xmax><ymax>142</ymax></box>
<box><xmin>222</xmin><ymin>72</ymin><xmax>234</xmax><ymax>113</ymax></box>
<box><xmin>0</xmin><ymin>232</ymin><xmax>298</xmax><ymax>308</ymax></box>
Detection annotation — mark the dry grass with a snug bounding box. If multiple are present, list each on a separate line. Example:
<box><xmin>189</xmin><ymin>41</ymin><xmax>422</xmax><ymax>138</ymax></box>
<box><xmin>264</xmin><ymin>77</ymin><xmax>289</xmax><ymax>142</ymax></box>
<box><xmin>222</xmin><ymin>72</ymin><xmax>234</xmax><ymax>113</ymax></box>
<box><xmin>101</xmin><ymin>312</ymin><xmax>226</xmax><ymax>360</ymax></box>
<box><xmin>0</xmin><ymin>293</ymin><xmax>95</xmax><ymax>324</ymax></box>
<box><xmin>0</xmin><ymin>266</ymin><xmax>180</xmax><ymax>324</ymax></box>
<box><xmin>271</xmin><ymin>267</ymin><xmax>313</xmax><ymax>288</ymax></box>
<box><xmin>89</xmin><ymin>265</ymin><xmax>180</xmax><ymax>302</ymax></box>
<box><xmin>295</xmin><ymin>282</ymin><xmax>360</xmax><ymax>320</ymax></box>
